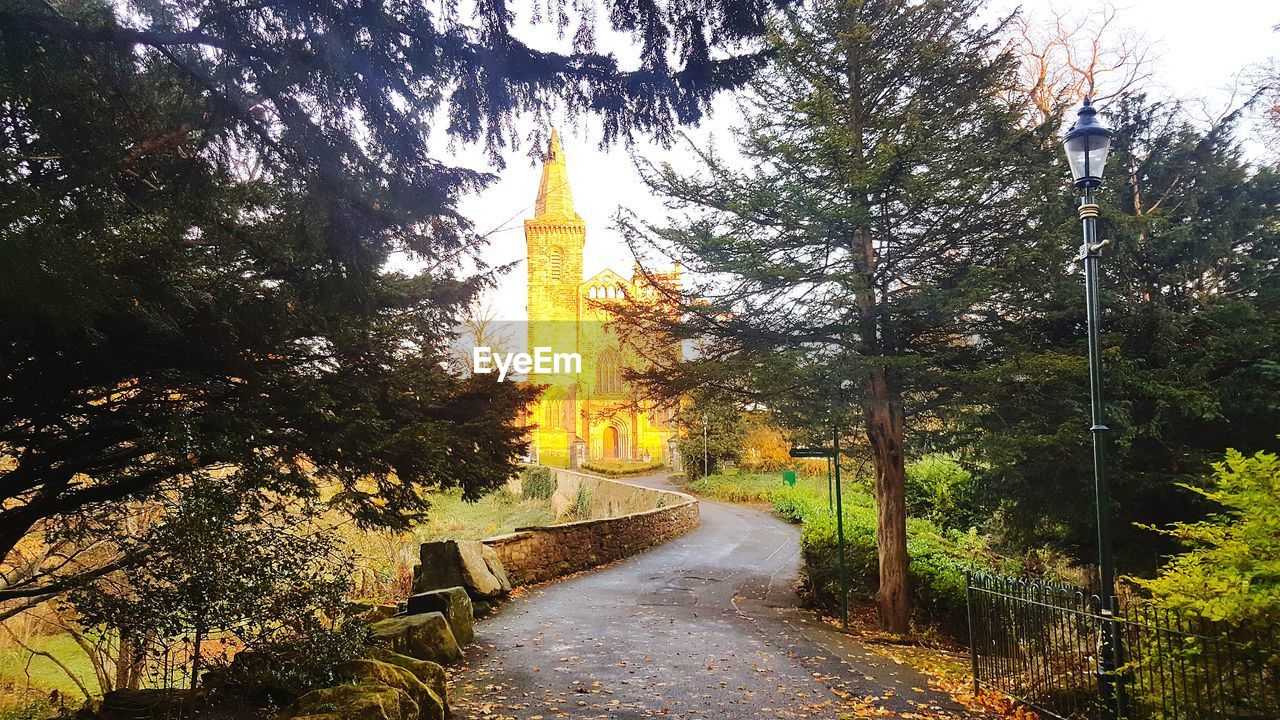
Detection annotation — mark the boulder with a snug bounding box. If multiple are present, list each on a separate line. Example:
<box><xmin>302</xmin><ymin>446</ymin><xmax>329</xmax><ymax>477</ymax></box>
<box><xmin>454</xmin><ymin>540</ymin><xmax>503</xmax><ymax>597</ymax></box>
<box><xmin>285</xmin><ymin>683</ymin><xmax>416</xmax><ymax>720</ymax></box>
<box><xmin>347</xmin><ymin>600</ymin><xmax>399</xmax><ymax>623</ymax></box>
<box><xmin>80</xmin><ymin>689</ymin><xmax>198</xmax><ymax>719</ymax></box>
<box><xmin>415</xmin><ymin>541</ymin><xmax>466</xmax><ymax>594</ymax></box>
<box><xmin>480</xmin><ymin>544</ymin><xmax>512</xmax><ymax>593</ymax></box>
<box><xmin>368</xmin><ymin>647</ymin><xmax>449</xmax><ymax>717</ymax></box>
<box><xmin>336</xmin><ymin>659</ymin><xmax>444</xmax><ymax>720</ymax></box>
<box><xmin>471</xmin><ymin>598</ymin><xmax>497</xmax><ymax>618</ymax></box>
<box><xmin>406</xmin><ymin>587</ymin><xmax>474</xmax><ymax>645</ymax></box>
<box><xmin>415</xmin><ymin>539</ymin><xmax>509</xmax><ymax>599</ymax></box>
<box><xmin>369</xmin><ymin>612</ymin><xmax>463</xmax><ymax>666</ymax></box>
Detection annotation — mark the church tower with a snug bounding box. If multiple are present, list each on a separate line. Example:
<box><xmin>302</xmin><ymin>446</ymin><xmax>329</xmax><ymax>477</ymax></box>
<box><xmin>525</xmin><ymin>129</ymin><xmax>586</xmax><ymax>464</ymax></box>
<box><xmin>525</xmin><ymin>128</ymin><xmax>585</xmax><ymax>326</ymax></box>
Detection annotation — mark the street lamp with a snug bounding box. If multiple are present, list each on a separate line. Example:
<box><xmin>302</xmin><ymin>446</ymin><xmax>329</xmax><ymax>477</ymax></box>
<box><xmin>1063</xmin><ymin>98</ymin><xmax>1123</xmax><ymax>718</ymax></box>
<box><xmin>702</xmin><ymin>413</ymin><xmax>708</xmax><ymax>478</ymax></box>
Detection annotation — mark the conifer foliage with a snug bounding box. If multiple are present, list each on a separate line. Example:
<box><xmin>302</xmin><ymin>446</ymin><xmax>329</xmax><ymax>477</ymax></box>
<box><xmin>0</xmin><ymin>0</ymin><xmax>783</xmax><ymax>603</ymax></box>
<box><xmin>619</xmin><ymin>0</ymin><xmax>1050</xmax><ymax>632</ymax></box>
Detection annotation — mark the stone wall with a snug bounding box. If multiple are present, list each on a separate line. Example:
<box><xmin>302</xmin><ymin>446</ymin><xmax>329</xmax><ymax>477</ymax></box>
<box><xmin>483</xmin><ymin>469</ymin><xmax>699</xmax><ymax>586</ymax></box>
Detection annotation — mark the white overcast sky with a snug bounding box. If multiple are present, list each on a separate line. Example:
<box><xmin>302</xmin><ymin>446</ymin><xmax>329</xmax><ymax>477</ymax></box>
<box><xmin>404</xmin><ymin>0</ymin><xmax>1280</xmax><ymax>321</ymax></box>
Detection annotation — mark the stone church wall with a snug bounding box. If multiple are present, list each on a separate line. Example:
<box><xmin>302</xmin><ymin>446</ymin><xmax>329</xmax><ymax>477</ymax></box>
<box><xmin>483</xmin><ymin>468</ymin><xmax>699</xmax><ymax>586</ymax></box>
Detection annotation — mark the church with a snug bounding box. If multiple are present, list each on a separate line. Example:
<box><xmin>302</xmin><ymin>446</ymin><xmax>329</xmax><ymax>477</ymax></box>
<box><xmin>522</xmin><ymin>129</ymin><xmax>680</xmax><ymax>468</ymax></box>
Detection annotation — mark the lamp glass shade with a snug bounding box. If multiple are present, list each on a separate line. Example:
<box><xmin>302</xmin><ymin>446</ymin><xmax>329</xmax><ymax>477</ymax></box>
<box><xmin>1064</xmin><ymin>131</ymin><xmax>1111</xmax><ymax>186</ymax></box>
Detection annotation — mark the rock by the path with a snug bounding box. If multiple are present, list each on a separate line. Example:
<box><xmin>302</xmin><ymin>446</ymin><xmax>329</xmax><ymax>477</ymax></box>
<box><xmin>480</xmin><ymin>544</ymin><xmax>512</xmax><ymax>593</ymax></box>
<box><xmin>79</xmin><ymin>689</ymin><xmax>197</xmax><ymax>719</ymax></box>
<box><xmin>336</xmin><ymin>659</ymin><xmax>444</xmax><ymax>720</ymax></box>
<box><xmin>368</xmin><ymin>647</ymin><xmax>449</xmax><ymax>717</ymax></box>
<box><xmin>369</xmin><ymin>613</ymin><xmax>463</xmax><ymax>666</ymax></box>
<box><xmin>406</xmin><ymin>586</ymin><xmax>474</xmax><ymax>645</ymax></box>
<box><xmin>284</xmin><ymin>683</ymin><xmax>416</xmax><ymax>720</ymax></box>
<box><xmin>415</xmin><ymin>539</ymin><xmax>510</xmax><ymax>600</ymax></box>
<box><xmin>414</xmin><ymin>542</ymin><xmax>466</xmax><ymax>593</ymax></box>
<box><xmin>349</xmin><ymin>601</ymin><xmax>400</xmax><ymax>623</ymax></box>
<box><xmin>455</xmin><ymin>540</ymin><xmax>503</xmax><ymax>597</ymax></box>
<box><xmin>471</xmin><ymin>598</ymin><xmax>496</xmax><ymax>618</ymax></box>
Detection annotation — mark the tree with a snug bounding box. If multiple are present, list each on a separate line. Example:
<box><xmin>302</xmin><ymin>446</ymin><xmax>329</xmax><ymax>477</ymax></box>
<box><xmin>965</xmin><ymin>94</ymin><xmax>1280</xmax><ymax>570</ymax></box>
<box><xmin>0</xmin><ymin>0</ymin><xmax>785</xmax><ymax>605</ymax></box>
<box><xmin>677</xmin><ymin>389</ymin><xmax>745</xmax><ymax>481</ymax></box>
<box><xmin>69</xmin><ymin>476</ymin><xmax>364</xmax><ymax>694</ymax></box>
<box><xmin>1002</xmin><ymin>1</ymin><xmax>1154</xmax><ymax>126</ymax></box>
<box><xmin>618</xmin><ymin>0</ymin><xmax>1049</xmax><ymax>632</ymax></box>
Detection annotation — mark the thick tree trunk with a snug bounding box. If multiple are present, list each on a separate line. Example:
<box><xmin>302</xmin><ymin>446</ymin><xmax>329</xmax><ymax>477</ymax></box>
<box><xmin>863</xmin><ymin>368</ymin><xmax>910</xmax><ymax>634</ymax></box>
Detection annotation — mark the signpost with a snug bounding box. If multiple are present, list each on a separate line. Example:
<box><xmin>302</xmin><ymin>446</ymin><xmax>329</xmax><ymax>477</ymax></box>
<box><xmin>788</xmin><ymin>447</ymin><xmax>834</xmax><ymax>458</ymax></box>
<box><xmin>789</xmin><ymin>439</ymin><xmax>849</xmax><ymax>628</ymax></box>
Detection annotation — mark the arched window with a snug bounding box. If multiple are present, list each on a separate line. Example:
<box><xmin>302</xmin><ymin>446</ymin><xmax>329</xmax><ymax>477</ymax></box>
<box><xmin>542</xmin><ymin>388</ymin><xmax>563</xmax><ymax>427</ymax></box>
<box><xmin>597</xmin><ymin>348</ymin><xmax>623</xmax><ymax>394</ymax></box>
<box><xmin>549</xmin><ymin>247</ymin><xmax>565</xmax><ymax>283</ymax></box>
<box><xmin>588</xmin><ymin>287</ymin><xmax>597</xmax><ymax>299</ymax></box>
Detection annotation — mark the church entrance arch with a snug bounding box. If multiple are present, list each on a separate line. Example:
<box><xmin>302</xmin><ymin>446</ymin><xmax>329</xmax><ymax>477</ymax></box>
<box><xmin>603</xmin><ymin>426</ymin><xmax>620</xmax><ymax>459</ymax></box>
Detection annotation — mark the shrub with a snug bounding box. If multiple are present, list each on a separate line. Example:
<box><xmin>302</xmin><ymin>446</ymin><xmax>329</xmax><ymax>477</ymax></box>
<box><xmin>521</xmin><ymin>466</ymin><xmax>555</xmax><ymax>500</ymax></box>
<box><xmin>212</xmin><ymin>620</ymin><xmax>369</xmax><ymax>705</ymax></box>
<box><xmin>580</xmin><ymin>460</ymin><xmax>665</xmax><ymax>477</ymax></box>
<box><xmin>788</xmin><ymin>484</ymin><xmax>996</xmax><ymax>635</ymax></box>
<box><xmin>904</xmin><ymin>454</ymin><xmax>984</xmax><ymax>531</ymax></box>
<box><xmin>1133</xmin><ymin>447</ymin><xmax>1280</xmax><ymax>630</ymax></box>
<box><xmin>540</xmin><ymin>452</ymin><xmax>571</xmax><ymax>469</ymax></box>
<box><xmin>0</xmin><ymin>701</ymin><xmax>57</xmax><ymax>720</ymax></box>
<box><xmin>69</xmin><ymin>478</ymin><xmax>358</xmax><ymax>692</ymax></box>
<box><xmin>740</xmin><ymin>422</ymin><xmax>792</xmax><ymax>472</ymax></box>
<box><xmin>771</xmin><ymin>485</ymin><xmax>828</xmax><ymax>523</ymax></box>
<box><xmin>571</xmin><ymin>483</ymin><xmax>593</xmax><ymax>520</ymax></box>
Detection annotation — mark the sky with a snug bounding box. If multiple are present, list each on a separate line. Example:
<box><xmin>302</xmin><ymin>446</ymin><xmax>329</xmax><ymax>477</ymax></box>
<box><xmin>406</xmin><ymin>0</ymin><xmax>1280</xmax><ymax>322</ymax></box>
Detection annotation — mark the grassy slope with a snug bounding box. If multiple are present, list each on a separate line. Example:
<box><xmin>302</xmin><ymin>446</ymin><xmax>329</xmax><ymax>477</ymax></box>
<box><xmin>0</xmin><ymin>631</ymin><xmax>100</xmax><ymax>705</ymax></box>
<box><xmin>413</xmin><ymin>486</ymin><xmax>555</xmax><ymax>542</ymax></box>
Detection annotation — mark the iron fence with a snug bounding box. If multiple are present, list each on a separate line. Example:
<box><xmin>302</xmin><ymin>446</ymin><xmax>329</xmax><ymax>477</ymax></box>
<box><xmin>967</xmin><ymin>574</ymin><xmax>1280</xmax><ymax>719</ymax></box>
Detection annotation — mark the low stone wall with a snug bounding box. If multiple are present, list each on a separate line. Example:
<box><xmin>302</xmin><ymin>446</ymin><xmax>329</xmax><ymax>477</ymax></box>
<box><xmin>483</xmin><ymin>469</ymin><xmax>699</xmax><ymax>586</ymax></box>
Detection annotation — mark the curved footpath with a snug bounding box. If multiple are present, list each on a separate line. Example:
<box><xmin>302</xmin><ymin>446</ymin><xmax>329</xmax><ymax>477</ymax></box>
<box><xmin>451</xmin><ymin>473</ymin><xmax>980</xmax><ymax>719</ymax></box>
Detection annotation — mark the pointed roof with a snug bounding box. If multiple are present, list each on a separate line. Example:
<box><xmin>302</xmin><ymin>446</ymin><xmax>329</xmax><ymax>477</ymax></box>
<box><xmin>534</xmin><ymin>128</ymin><xmax>579</xmax><ymax>219</ymax></box>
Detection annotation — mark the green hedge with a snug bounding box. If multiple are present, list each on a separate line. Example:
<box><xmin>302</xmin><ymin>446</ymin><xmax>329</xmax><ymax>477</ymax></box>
<box><xmin>521</xmin><ymin>465</ymin><xmax>554</xmax><ymax>500</ymax></box>
<box><xmin>774</xmin><ymin>486</ymin><xmax>995</xmax><ymax>634</ymax></box>
<box><xmin>580</xmin><ymin>459</ymin><xmax>665</xmax><ymax>477</ymax></box>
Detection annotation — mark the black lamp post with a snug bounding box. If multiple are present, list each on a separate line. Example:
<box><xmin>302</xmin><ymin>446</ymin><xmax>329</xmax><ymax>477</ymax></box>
<box><xmin>702</xmin><ymin>413</ymin><xmax>709</xmax><ymax>478</ymax></box>
<box><xmin>1063</xmin><ymin>98</ymin><xmax>1124</xmax><ymax>718</ymax></box>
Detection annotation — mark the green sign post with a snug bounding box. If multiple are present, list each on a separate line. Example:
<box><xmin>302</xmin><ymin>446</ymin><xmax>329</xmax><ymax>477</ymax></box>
<box><xmin>789</xmin><ymin>440</ymin><xmax>848</xmax><ymax>629</ymax></box>
<box><xmin>781</xmin><ymin>470</ymin><xmax>797</xmax><ymax>487</ymax></box>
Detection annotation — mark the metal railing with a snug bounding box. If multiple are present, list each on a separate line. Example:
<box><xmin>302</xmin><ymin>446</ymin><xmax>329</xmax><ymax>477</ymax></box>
<box><xmin>967</xmin><ymin>574</ymin><xmax>1280</xmax><ymax>719</ymax></box>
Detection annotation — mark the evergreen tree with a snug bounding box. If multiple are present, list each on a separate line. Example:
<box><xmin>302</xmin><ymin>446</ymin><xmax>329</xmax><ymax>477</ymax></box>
<box><xmin>0</xmin><ymin>0</ymin><xmax>784</xmax><ymax>603</ymax></box>
<box><xmin>965</xmin><ymin>95</ymin><xmax>1280</xmax><ymax>570</ymax></box>
<box><xmin>618</xmin><ymin>0</ymin><xmax>1049</xmax><ymax>632</ymax></box>
<box><xmin>676</xmin><ymin>388</ymin><xmax>746</xmax><ymax>481</ymax></box>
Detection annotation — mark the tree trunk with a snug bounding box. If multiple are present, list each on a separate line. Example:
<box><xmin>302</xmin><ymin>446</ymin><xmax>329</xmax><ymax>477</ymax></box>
<box><xmin>190</xmin><ymin>625</ymin><xmax>204</xmax><ymax>691</ymax></box>
<box><xmin>115</xmin><ymin>627</ymin><xmax>142</xmax><ymax>690</ymax></box>
<box><xmin>863</xmin><ymin>368</ymin><xmax>910</xmax><ymax>634</ymax></box>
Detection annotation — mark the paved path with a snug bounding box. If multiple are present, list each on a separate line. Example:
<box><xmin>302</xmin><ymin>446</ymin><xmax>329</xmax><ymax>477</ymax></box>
<box><xmin>451</xmin><ymin>474</ymin><xmax>977</xmax><ymax>719</ymax></box>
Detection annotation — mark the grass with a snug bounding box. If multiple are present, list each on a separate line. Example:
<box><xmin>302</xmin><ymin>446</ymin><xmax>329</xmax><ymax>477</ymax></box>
<box><xmin>0</xmin><ymin>630</ymin><xmax>101</xmax><ymax>705</ymax></box>
<box><xmin>683</xmin><ymin>470</ymin><xmax>840</xmax><ymax>505</ymax></box>
<box><xmin>579</xmin><ymin>459</ymin><xmax>665</xmax><ymax>477</ymax></box>
<box><xmin>413</xmin><ymin>486</ymin><xmax>555</xmax><ymax>542</ymax></box>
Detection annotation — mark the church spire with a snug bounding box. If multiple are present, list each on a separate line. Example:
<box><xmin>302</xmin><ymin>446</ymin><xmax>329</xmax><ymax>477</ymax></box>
<box><xmin>534</xmin><ymin>127</ymin><xmax>578</xmax><ymax>218</ymax></box>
